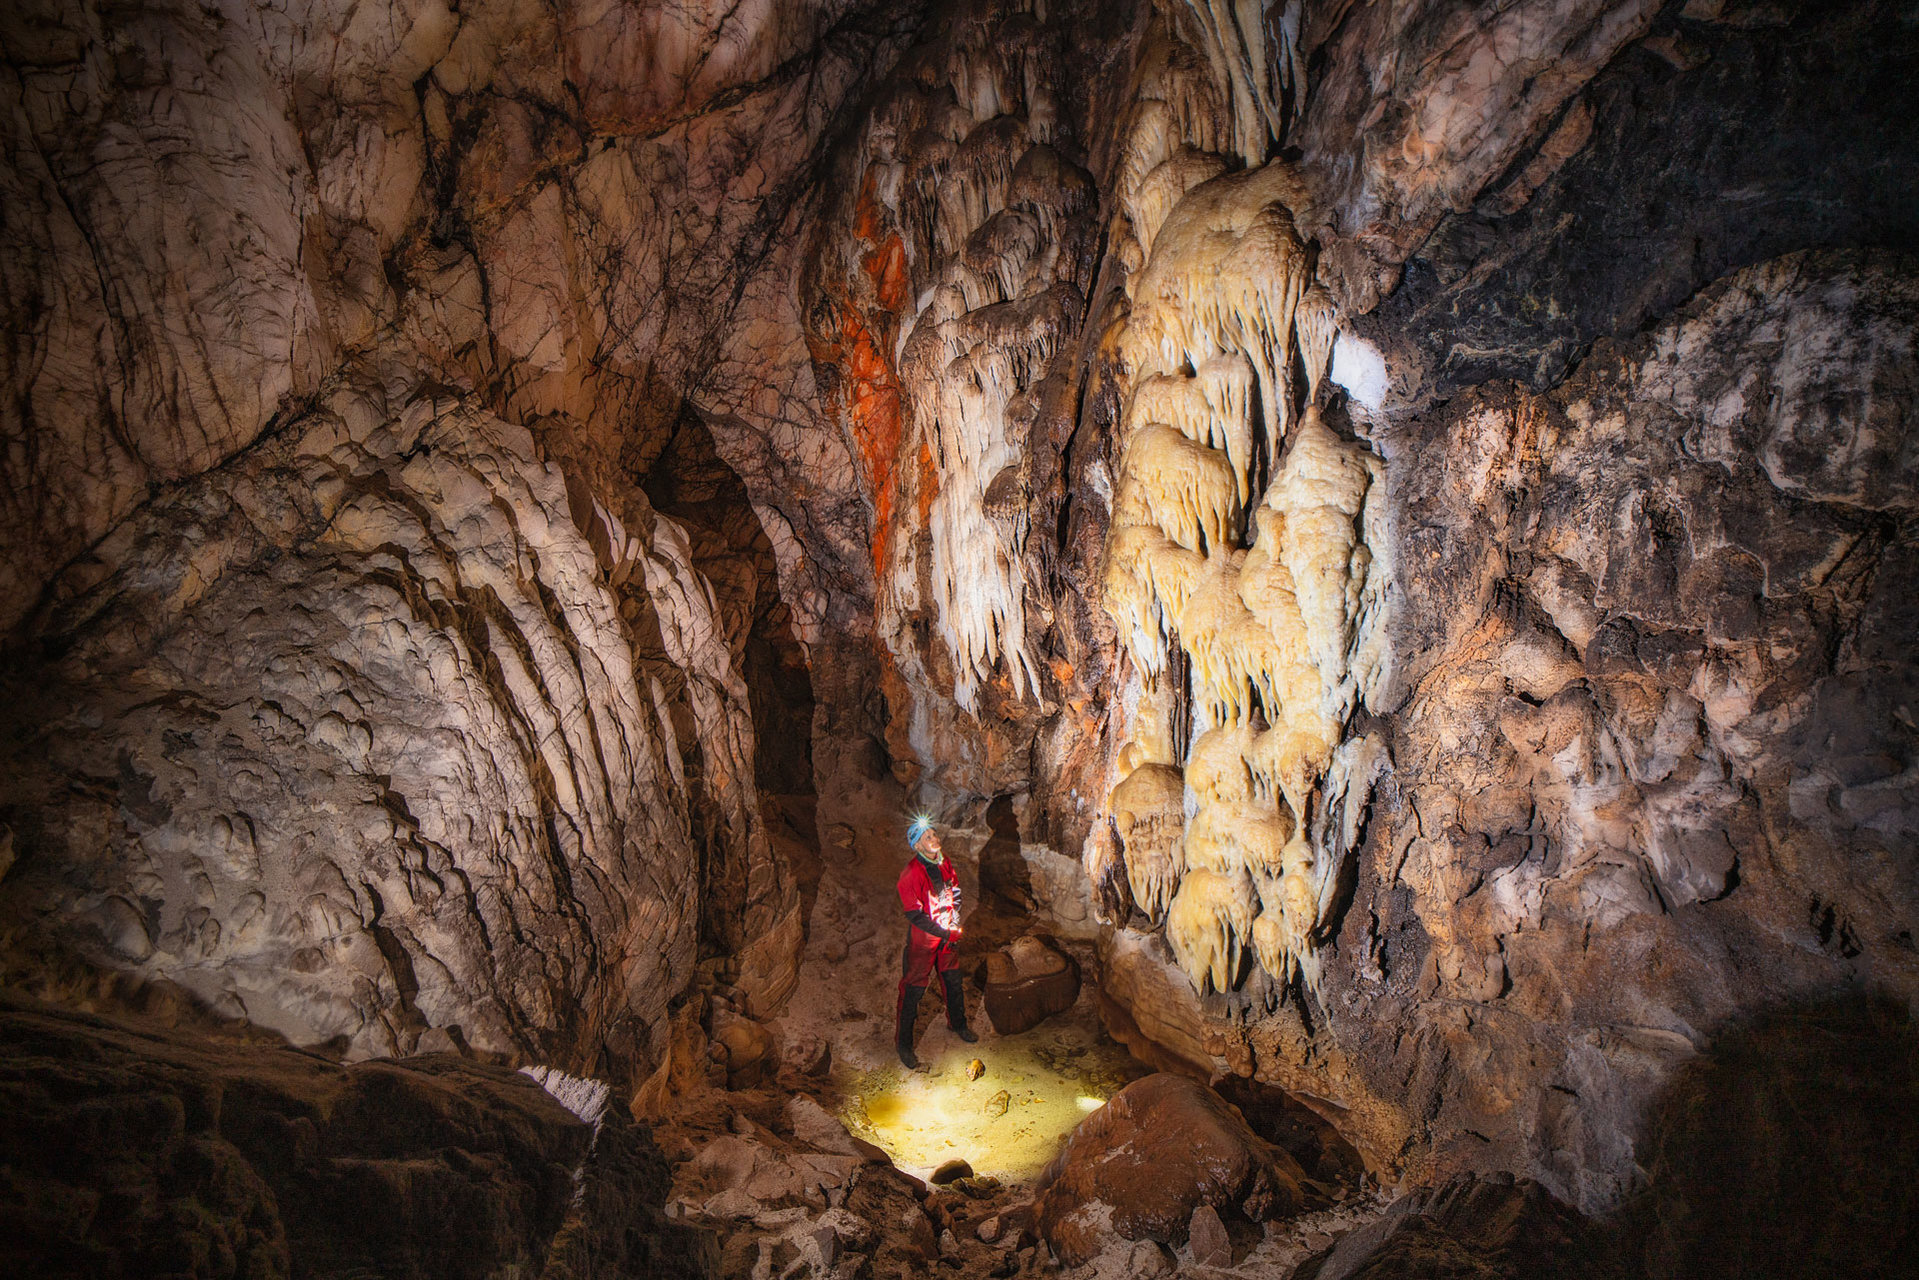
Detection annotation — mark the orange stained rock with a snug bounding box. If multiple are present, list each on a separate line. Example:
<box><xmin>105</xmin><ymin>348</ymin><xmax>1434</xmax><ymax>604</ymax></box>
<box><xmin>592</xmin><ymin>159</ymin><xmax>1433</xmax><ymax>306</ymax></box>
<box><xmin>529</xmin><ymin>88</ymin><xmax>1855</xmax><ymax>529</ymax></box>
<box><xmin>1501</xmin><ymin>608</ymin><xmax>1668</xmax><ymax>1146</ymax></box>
<box><xmin>827</xmin><ymin>300</ymin><xmax>906</xmax><ymax>576</ymax></box>
<box><xmin>914</xmin><ymin>438</ymin><xmax>940</xmax><ymax>527</ymax></box>
<box><xmin>863</xmin><ymin>234</ymin><xmax>910</xmax><ymax>312</ymax></box>
<box><xmin>853</xmin><ymin>168</ymin><xmax>885</xmax><ymax>242</ymax></box>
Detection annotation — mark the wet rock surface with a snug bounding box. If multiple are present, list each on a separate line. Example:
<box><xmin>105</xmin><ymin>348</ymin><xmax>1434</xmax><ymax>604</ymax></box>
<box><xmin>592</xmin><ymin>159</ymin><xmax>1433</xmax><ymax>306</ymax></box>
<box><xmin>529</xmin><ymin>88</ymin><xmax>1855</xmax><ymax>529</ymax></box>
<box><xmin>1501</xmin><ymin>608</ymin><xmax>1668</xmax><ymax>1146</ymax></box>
<box><xmin>1033</xmin><ymin>1073</ymin><xmax>1323</xmax><ymax>1266</ymax></box>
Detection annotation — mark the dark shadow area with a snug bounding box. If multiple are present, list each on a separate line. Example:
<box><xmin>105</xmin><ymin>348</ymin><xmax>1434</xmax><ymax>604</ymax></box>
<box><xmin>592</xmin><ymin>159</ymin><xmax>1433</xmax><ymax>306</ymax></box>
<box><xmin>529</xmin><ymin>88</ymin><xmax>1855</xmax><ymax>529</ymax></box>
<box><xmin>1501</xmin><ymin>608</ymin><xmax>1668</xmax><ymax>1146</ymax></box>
<box><xmin>1289</xmin><ymin>993</ymin><xmax>1919</xmax><ymax>1279</ymax></box>
<box><xmin>1214</xmin><ymin>1076</ymin><xmax>1369</xmax><ymax>1188</ymax></box>
<box><xmin>1364</xmin><ymin>0</ymin><xmax>1919</xmax><ymax>398</ymax></box>
<box><xmin>1581</xmin><ymin>991</ymin><xmax>1919</xmax><ymax>1279</ymax></box>
<box><xmin>977</xmin><ymin>795</ymin><xmax>1033</xmax><ymax>915</ymax></box>
<box><xmin>642</xmin><ymin>405</ymin><xmax>817</xmax><ymax>800</ymax></box>
<box><xmin>643</xmin><ymin>405</ymin><xmax>824</xmax><ymax>939</ymax></box>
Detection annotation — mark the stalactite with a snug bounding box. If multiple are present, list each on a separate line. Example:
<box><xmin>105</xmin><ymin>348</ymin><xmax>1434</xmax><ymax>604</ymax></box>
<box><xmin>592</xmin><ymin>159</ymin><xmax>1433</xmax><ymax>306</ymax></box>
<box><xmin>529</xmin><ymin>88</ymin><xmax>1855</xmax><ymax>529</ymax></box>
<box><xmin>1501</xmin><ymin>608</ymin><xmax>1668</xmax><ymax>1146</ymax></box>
<box><xmin>1166</xmin><ymin>865</ymin><xmax>1258</xmax><ymax>995</ymax></box>
<box><xmin>1128</xmin><ymin>354</ymin><xmax>1257</xmax><ymax>502</ymax></box>
<box><xmin>1119</xmin><ymin>424</ymin><xmax>1241</xmax><ymax>555</ymax></box>
<box><xmin>1111</xmin><ymin>762</ymin><xmax>1187</xmax><ymax>922</ymax></box>
<box><xmin>1098</xmin><ymin>137</ymin><xmax>1389</xmax><ymax>997</ymax></box>
<box><xmin>1123</xmin><ymin>149</ymin><xmax>1229</xmax><ymax>262</ymax></box>
<box><xmin>1103</xmin><ymin>522</ymin><xmax>1205</xmax><ymax>676</ymax></box>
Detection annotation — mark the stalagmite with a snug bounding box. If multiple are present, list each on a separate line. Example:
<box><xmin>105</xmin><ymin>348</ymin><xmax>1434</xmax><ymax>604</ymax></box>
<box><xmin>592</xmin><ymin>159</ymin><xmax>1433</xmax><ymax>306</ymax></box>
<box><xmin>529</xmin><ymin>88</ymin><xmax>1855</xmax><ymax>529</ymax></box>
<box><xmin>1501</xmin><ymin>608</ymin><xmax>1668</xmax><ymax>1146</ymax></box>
<box><xmin>1294</xmin><ymin>284</ymin><xmax>1338</xmax><ymax>403</ymax></box>
<box><xmin>1111</xmin><ymin>763</ymin><xmax>1189</xmax><ymax>922</ymax></box>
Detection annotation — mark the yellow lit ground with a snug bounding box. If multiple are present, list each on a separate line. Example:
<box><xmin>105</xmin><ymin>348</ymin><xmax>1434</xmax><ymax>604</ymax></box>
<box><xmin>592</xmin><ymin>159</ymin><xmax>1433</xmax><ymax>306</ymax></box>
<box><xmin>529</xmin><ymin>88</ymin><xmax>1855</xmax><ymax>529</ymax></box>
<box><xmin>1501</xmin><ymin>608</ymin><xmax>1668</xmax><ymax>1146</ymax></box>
<box><xmin>778</xmin><ymin>772</ymin><xmax>1146</xmax><ymax>1186</ymax></box>
<box><xmin>839</xmin><ymin>1014</ymin><xmax>1142</xmax><ymax>1182</ymax></box>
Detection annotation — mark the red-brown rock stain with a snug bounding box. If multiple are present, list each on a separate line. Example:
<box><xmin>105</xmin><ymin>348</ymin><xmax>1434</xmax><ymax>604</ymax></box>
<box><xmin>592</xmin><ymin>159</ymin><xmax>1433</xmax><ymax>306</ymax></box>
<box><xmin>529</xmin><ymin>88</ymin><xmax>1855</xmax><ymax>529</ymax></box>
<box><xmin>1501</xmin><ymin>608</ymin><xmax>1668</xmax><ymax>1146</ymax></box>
<box><xmin>807</xmin><ymin>167</ymin><xmax>927</xmax><ymax>579</ymax></box>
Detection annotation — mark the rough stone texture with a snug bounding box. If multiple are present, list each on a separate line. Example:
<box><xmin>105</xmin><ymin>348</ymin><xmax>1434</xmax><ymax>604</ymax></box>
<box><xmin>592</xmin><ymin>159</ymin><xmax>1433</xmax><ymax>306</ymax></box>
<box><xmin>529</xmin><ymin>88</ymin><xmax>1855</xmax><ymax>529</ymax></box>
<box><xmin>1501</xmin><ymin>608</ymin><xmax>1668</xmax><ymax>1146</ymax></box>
<box><xmin>0</xmin><ymin>991</ymin><xmax>709</xmax><ymax>1280</ymax></box>
<box><xmin>979</xmin><ymin>934</ymin><xmax>1081</xmax><ymax>1034</ymax></box>
<box><xmin>1302</xmin><ymin>246</ymin><xmax>1919</xmax><ymax>1205</ymax></box>
<box><xmin>1</xmin><ymin>0</ymin><xmax>1915</xmax><ymax>1261</ymax></box>
<box><xmin>0</xmin><ymin>0</ymin><xmax>895</xmax><ymax>1074</ymax></box>
<box><xmin>0</xmin><ymin>373</ymin><xmax>788</xmax><ymax>1080</ymax></box>
<box><xmin>1292</xmin><ymin>1173</ymin><xmax>1584</xmax><ymax>1280</ymax></box>
<box><xmin>1033</xmin><ymin>1073</ymin><xmax>1318</xmax><ymax>1266</ymax></box>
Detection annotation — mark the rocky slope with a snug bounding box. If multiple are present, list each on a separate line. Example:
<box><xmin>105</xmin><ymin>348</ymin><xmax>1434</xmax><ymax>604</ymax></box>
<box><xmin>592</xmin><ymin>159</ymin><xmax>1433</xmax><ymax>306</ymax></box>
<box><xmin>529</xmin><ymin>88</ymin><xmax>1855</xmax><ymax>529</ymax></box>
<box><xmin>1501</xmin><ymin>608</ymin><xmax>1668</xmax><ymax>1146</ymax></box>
<box><xmin>0</xmin><ymin>991</ymin><xmax>709</xmax><ymax>1279</ymax></box>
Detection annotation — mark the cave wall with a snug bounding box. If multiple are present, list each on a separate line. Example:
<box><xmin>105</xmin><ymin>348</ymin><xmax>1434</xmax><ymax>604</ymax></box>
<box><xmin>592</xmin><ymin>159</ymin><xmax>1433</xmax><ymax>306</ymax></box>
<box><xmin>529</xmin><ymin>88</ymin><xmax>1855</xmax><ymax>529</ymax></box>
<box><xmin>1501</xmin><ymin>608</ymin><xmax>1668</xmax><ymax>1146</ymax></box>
<box><xmin>787</xmin><ymin>0</ymin><xmax>1919</xmax><ymax>1211</ymax></box>
<box><xmin>0</xmin><ymin>0</ymin><xmax>928</xmax><ymax>1077</ymax></box>
<box><xmin>1</xmin><ymin>0</ymin><xmax>1914</xmax><ymax>1220</ymax></box>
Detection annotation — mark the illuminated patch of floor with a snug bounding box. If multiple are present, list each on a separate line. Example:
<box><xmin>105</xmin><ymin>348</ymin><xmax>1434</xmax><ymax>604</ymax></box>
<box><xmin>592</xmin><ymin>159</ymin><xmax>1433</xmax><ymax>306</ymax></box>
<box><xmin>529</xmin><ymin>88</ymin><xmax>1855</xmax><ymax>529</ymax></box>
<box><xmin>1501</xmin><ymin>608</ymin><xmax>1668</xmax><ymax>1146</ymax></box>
<box><xmin>838</xmin><ymin>1020</ymin><xmax>1145</xmax><ymax>1183</ymax></box>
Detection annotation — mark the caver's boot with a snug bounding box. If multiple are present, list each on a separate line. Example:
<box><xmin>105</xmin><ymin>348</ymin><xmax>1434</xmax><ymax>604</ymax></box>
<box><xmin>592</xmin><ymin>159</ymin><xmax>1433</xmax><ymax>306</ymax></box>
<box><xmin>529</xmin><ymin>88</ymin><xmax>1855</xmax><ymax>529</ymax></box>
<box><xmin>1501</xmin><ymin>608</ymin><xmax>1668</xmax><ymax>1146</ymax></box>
<box><xmin>943</xmin><ymin>970</ymin><xmax>979</xmax><ymax>1043</ymax></box>
<box><xmin>896</xmin><ymin>984</ymin><xmax>925</xmax><ymax>1069</ymax></box>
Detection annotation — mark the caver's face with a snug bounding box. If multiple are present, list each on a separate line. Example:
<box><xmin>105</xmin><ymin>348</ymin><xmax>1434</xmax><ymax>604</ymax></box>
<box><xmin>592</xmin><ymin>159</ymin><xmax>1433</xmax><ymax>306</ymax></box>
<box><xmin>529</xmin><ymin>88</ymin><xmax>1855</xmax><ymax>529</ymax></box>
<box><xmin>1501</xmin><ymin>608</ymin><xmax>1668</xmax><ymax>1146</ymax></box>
<box><xmin>916</xmin><ymin>829</ymin><xmax>944</xmax><ymax>861</ymax></box>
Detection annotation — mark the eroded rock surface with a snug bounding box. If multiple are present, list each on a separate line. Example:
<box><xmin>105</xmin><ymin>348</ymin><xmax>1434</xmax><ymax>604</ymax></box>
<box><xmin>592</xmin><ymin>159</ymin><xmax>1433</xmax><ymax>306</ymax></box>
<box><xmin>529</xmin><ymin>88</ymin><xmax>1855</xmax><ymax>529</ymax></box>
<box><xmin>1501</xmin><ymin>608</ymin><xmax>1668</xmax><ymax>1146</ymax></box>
<box><xmin>1033</xmin><ymin>1072</ymin><xmax>1320</xmax><ymax>1266</ymax></box>
<box><xmin>0</xmin><ymin>992</ymin><xmax>707</xmax><ymax>1280</ymax></box>
<box><xmin>1</xmin><ymin>0</ymin><xmax>1914</xmax><ymax>1265</ymax></box>
<box><xmin>0</xmin><ymin>373</ymin><xmax>799</xmax><ymax>1083</ymax></box>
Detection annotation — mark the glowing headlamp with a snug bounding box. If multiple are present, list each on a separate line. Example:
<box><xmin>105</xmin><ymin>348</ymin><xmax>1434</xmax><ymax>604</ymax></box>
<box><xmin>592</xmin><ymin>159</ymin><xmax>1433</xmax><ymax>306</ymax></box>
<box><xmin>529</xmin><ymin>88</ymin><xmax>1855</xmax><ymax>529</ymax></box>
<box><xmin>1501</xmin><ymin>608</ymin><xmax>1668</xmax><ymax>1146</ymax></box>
<box><xmin>906</xmin><ymin>813</ymin><xmax>935</xmax><ymax>848</ymax></box>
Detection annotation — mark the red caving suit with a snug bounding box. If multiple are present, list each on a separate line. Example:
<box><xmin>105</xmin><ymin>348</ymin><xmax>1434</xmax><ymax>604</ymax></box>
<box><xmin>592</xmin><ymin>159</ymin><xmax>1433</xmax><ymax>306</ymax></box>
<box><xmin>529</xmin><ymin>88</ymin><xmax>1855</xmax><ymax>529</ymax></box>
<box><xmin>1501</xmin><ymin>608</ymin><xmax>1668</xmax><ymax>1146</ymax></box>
<box><xmin>896</xmin><ymin>855</ymin><xmax>962</xmax><ymax>992</ymax></box>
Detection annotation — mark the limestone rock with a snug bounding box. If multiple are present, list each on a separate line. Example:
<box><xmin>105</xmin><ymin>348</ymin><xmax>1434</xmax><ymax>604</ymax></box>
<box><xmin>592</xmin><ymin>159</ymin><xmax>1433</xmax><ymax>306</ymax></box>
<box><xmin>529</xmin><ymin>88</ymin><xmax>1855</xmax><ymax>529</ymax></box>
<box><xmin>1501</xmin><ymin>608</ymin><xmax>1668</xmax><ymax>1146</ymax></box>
<box><xmin>1292</xmin><ymin>1174</ymin><xmax>1583</xmax><ymax>1280</ymax></box>
<box><xmin>786</xmin><ymin>1093</ymin><xmax>860</xmax><ymax>1157</ymax></box>
<box><xmin>0</xmin><ymin>992</ymin><xmax>708</xmax><ymax>1280</ymax></box>
<box><xmin>981</xmin><ymin>934</ymin><xmax>1082</xmax><ymax>1035</ymax></box>
<box><xmin>0</xmin><ymin>380</ymin><xmax>795</xmax><ymax>1080</ymax></box>
<box><xmin>1187</xmin><ymin>1203</ymin><xmax>1232</xmax><ymax>1267</ymax></box>
<box><xmin>930</xmin><ymin>1158</ymin><xmax>974</xmax><ymax>1186</ymax></box>
<box><xmin>1034</xmin><ymin>1074</ymin><xmax>1320</xmax><ymax>1266</ymax></box>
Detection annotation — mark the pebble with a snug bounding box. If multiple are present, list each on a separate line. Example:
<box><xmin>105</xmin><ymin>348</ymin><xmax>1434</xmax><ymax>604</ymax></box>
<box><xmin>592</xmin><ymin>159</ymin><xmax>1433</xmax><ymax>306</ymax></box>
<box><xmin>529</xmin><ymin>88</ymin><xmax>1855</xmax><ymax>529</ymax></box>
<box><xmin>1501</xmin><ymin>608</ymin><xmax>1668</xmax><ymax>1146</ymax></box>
<box><xmin>930</xmin><ymin>1157</ymin><xmax>974</xmax><ymax>1185</ymax></box>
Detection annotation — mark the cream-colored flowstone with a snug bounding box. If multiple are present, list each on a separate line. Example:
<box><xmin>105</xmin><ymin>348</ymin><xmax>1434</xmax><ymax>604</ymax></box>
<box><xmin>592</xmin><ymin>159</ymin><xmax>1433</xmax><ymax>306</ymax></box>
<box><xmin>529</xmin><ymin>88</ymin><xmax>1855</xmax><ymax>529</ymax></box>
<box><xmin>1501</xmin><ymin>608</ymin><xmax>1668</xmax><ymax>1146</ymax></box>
<box><xmin>1100</xmin><ymin>97</ymin><xmax>1390</xmax><ymax>997</ymax></box>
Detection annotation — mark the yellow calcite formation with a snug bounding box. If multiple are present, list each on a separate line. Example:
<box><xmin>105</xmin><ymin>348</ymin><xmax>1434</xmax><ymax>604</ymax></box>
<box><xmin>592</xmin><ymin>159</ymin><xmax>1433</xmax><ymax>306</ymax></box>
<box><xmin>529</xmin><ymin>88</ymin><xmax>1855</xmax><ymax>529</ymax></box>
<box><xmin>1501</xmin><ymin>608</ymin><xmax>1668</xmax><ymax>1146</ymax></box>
<box><xmin>1118</xmin><ymin>676</ymin><xmax>1181</xmax><ymax>773</ymax></box>
<box><xmin>1110</xmin><ymin>763</ymin><xmax>1188</xmax><ymax>922</ymax></box>
<box><xmin>1103</xmin><ymin>522</ymin><xmax>1205</xmax><ymax>677</ymax></box>
<box><xmin>1269</xmin><ymin>407</ymin><xmax>1380</xmax><ymax>691</ymax></box>
<box><xmin>1099</xmin><ymin>143</ymin><xmax>1390</xmax><ymax>1000</ymax></box>
<box><xmin>1130</xmin><ymin>355</ymin><xmax>1258</xmax><ymax>502</ymax></box>
<box><xmin>1119</xmin><ymin>423</ymin><xmax>1240</xmax><ymax>555</ymax></box>
<box><xmin>1166</xmin><ymin>866</ymin><xmax>1258</xmax><ymax>995</ymax></box>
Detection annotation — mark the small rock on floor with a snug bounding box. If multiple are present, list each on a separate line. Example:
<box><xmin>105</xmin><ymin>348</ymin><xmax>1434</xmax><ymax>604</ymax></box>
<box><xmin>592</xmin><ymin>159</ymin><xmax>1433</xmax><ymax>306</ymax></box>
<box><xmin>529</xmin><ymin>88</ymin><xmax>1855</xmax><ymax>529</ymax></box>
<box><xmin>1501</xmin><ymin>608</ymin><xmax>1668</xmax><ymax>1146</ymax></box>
<box><xmin>1189</xmin><ymin>1203</ymin><xmax>1232</xmax><ymax>1267</ymax></box>
<box><xmin>931</xmin><ymin>1157</ymin><xmax>974</xmax><ymax>1185</ymax></box>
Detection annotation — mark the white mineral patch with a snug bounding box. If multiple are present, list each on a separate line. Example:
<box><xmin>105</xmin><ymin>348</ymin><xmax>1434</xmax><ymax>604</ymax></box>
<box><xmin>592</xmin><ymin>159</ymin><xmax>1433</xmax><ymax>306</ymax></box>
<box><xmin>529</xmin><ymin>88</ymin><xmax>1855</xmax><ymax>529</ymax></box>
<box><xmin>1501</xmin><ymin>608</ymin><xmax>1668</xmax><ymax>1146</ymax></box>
<box><xmin>1330</xmin><ymin>331</ymin><xmax>1390</xmax><ymax>415</ymax></box>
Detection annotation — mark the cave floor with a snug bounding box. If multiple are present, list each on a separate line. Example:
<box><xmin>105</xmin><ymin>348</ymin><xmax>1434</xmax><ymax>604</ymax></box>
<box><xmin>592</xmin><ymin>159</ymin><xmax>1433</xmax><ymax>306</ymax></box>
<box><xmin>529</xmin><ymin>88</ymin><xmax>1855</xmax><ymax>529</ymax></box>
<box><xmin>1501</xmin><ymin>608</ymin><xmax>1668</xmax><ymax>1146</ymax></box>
<box><xmin>653</xmin><ymin>768</ymin><xmax>1395</xmax><ymax>1277</ymax></box>
<box><xmin>784</xmin><ymin>772</ymin><xmax>1145</xmax><ymax>1185</ymax></box>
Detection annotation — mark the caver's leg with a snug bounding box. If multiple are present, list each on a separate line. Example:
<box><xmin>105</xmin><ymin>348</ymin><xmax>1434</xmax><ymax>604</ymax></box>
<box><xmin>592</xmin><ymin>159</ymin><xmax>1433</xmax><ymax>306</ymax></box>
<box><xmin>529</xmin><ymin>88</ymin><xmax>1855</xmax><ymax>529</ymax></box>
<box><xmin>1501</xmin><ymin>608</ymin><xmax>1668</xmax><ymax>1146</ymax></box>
<box><xmin>941</xmin><ymin>967</ymin><xmax>978</xmax><ymax>1043</ymax></box>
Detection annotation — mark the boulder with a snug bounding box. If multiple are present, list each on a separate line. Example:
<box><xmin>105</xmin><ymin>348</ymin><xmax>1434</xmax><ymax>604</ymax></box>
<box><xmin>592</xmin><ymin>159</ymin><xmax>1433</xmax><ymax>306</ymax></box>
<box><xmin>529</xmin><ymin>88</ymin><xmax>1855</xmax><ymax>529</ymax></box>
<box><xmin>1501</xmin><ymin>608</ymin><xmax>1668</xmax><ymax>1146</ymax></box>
<box><xmin>1033</xmin><ymin>1073</ymin><xmax>1320</xmax><ymax>1266</ymax></box>
<box><xmin>930</xmin><ymin>1157</ymin><xmax>975</xmax><ymax>1185</ymax></box>
<box><xmin>785</xmin><ymin>1093</ymin><xmax>860</xmax><ymax>1156</ymax></box>
<box><xmin>1188</xmin><ymin>1203</ymin><xmax>1232</xmax><ymax>1266</ymax></box>
<box><xmin>980</xmin><ymin>935</ymin><xmax>1082</xmax><ymax>1035</ymax></box>
<box><xmin>711</xmin><ymin>1011</ymin><xmax>775</xmax><ymax>1090</ymax></box>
